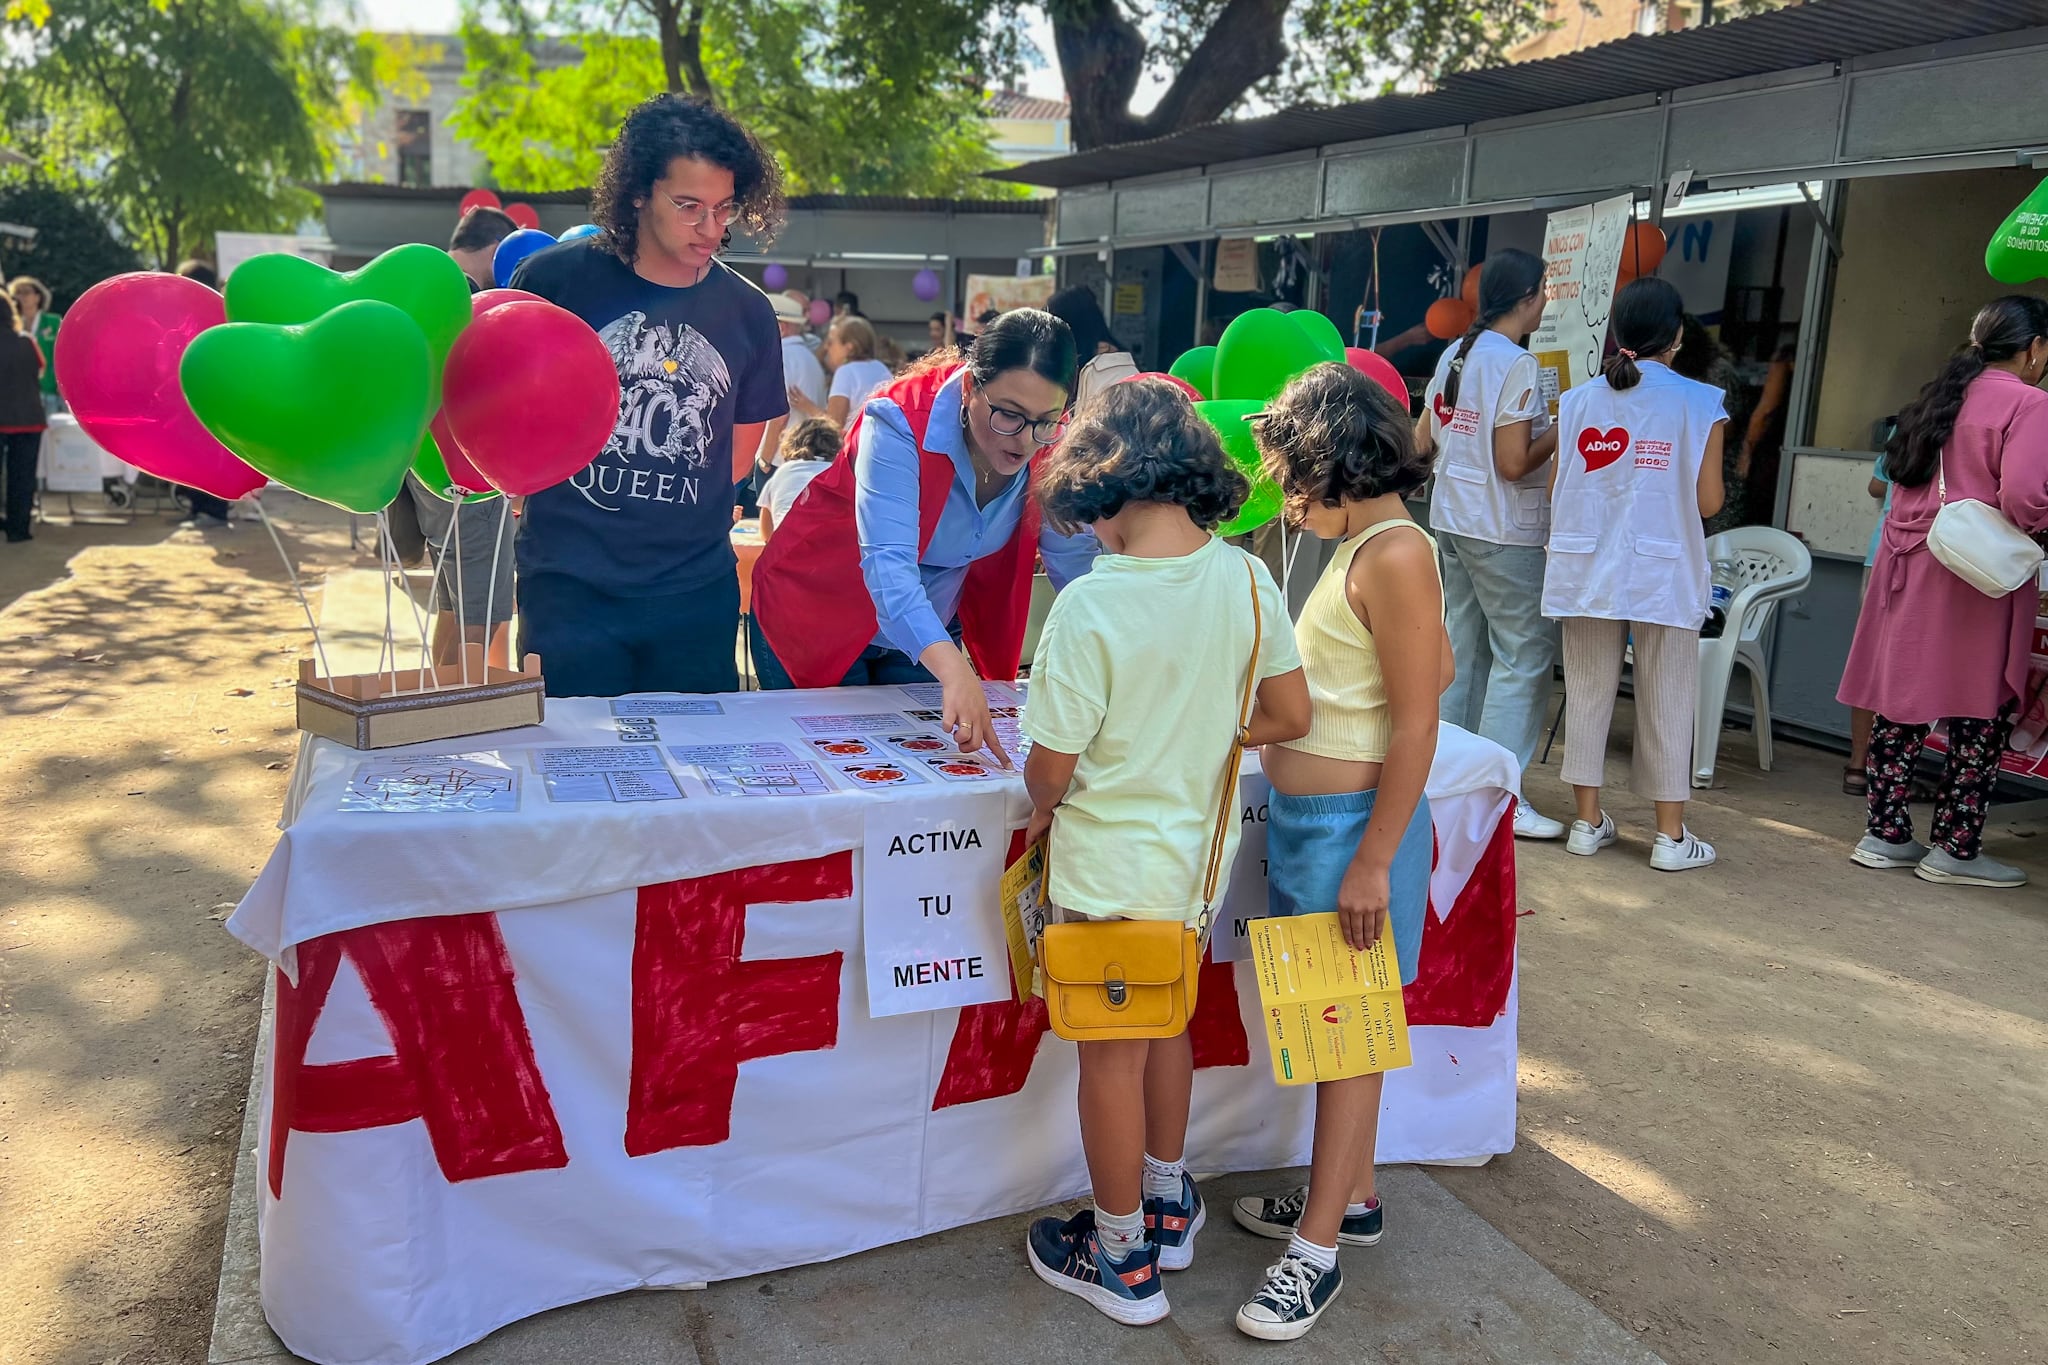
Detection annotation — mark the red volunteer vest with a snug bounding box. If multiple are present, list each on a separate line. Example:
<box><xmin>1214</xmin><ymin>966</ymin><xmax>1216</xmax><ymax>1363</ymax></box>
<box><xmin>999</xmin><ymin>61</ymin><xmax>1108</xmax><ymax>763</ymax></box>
<box><xmin>752</xmin><ymin>363</ymin><xmax>1041</xmax><ymax>688</ymax></box>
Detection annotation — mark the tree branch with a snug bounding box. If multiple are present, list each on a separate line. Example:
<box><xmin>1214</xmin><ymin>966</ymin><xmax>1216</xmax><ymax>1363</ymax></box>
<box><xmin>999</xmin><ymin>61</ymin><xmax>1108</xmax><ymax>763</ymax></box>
<box><xmin>1051</xmin><ymin>0</ymin><xmax>1291</xmax><ymax>149</ymax></box>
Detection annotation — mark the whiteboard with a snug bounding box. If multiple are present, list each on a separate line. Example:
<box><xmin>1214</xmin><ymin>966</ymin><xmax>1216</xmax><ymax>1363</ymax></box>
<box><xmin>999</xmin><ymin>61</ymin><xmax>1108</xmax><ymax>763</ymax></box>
<box><xmin>1785</xmin><ymin>448</ymin><xmax>1884</xmax><ymax>561</ymax></box>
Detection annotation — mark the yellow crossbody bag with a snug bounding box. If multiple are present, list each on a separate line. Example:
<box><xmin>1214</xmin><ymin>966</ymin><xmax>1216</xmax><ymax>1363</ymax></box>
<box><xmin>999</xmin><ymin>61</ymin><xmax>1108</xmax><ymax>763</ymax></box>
<box><xmin>1036</xmin><ymin>556</ymin><xmax>1263</xmax><ymax>1042</ymax></box>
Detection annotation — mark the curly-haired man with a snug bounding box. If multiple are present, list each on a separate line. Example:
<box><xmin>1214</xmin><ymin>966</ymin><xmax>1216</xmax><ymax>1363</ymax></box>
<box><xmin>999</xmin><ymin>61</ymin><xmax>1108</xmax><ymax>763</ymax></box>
<box><xmin>509</xmin><ymin>95</ymin><xmax>788</xmax><ymax>697</ymax></box>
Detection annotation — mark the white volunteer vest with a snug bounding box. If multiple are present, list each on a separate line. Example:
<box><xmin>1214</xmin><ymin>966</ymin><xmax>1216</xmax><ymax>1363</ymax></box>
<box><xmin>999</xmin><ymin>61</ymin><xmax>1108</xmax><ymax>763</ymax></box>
<box><xmin>1425</xmin><ymin>331</ymin><xmax>1551</xmax><ymax>546</ymax></box>
<box><xmin>1543</xmin><ymin>362</ymin><xmax>1727</xmax><ymax>628</ymax></box>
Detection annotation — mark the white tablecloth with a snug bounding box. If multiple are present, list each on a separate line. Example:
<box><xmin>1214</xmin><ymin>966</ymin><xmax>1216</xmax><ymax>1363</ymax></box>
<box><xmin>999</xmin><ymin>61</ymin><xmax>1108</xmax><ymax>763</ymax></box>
<box><xmin>232</xmin><ymin>687</ymin><xmax>1523</xmax><ymax>1365</ymax></box>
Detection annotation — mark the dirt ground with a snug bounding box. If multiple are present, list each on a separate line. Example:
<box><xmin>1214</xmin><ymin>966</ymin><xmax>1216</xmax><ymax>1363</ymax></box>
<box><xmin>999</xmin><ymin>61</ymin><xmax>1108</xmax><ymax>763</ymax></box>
<box><xmin>2</xmin><ymin>494</ymin><xmax>2043</xmax><ymax>1365</ymax></box>
<box><xmin>0</xmin><ymin>494</ymin><xmax>357</xmax><ymax>1365</ymax></box>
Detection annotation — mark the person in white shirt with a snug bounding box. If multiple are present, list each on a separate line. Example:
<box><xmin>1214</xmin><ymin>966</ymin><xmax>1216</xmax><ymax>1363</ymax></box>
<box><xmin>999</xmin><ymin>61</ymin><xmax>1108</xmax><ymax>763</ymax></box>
<box><xmin>775</xmin><ymin>292</ymin><xmax>828</xmax><ymax>414</ymax></box>
<box><xmin>1415</xmin><ymin>250</ymin><xmax>1566</xmax><ymax>839</ymax></box>
<box><xmin>788</xmin><ymin>314</ymin><xmax>895</xmax><ymax>426</ymax></box>
<box><xmin>1544</xmin><ymin>276</ymin><xmax>1726</xmax><ymax>872</ymax></box>
<box><xmin>1047</xmin><ymin>285</ymin><xmax>1139</xmax><ymax>411</ymax></box>
<box><xmin>757</xmin><ymin>417</ymin><xmax>838</xmax><ymax>540</ymax></box>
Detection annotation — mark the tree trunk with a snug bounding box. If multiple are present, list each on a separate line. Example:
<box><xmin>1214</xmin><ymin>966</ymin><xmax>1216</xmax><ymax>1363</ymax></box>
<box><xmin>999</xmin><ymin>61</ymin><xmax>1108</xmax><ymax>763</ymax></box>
<box><xmin>1052</xmin><ymin>0</ymin><xmax>1292</xmax><ymax>149</ymax></box>
<box><xmin>645</xmin><ymin>0</ymin><xmax>714</xmax><ymax>98</ymax></box>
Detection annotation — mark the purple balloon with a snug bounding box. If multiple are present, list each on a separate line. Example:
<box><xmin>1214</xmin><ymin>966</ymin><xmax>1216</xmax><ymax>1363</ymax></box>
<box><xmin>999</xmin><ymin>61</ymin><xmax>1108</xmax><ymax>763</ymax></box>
<box><xmin>762</xmin><ymin>262</ymin><xmax>789</xmax><ymax>291</ymax></box>
<box><xmin>912</xmin><ymin>268</ymin><xmax>941</xmax><ymax>302</ymax></box>
<box><xmin>808</xmin><ymin>298</ymin><xmax>833</xmax><ymax>327</ymax></box>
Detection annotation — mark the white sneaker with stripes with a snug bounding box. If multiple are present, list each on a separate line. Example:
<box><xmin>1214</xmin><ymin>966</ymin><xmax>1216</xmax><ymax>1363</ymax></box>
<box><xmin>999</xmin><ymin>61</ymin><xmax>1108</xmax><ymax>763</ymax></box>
<box><xmin>1650</xmin><ymin>829</ymin><xmax>1716</xmax><ymax>872</ymax></box>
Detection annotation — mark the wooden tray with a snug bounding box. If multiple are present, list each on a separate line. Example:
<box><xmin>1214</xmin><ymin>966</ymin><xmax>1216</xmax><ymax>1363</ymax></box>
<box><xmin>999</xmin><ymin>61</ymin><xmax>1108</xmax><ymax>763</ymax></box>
<box><xmin>296</xmin><ymin>651</ymin><xmax>546</xmax><ymax>750</ymax></box>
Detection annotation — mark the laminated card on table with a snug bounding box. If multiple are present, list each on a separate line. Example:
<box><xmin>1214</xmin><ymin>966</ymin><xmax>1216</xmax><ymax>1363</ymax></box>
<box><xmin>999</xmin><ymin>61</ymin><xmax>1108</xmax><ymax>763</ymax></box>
<box><xmin>1249</xmin><ymin>911</ymin><xmax>1412</xmax><ymax>1085</ymax></box>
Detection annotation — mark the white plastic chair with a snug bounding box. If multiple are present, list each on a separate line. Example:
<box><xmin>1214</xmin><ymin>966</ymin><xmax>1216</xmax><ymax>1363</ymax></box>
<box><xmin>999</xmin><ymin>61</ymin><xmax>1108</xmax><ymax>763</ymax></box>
<box><xmin>1693</xmin><ymin>526</ymin><xmax>1812</xmax><ymax>788</ymax></box>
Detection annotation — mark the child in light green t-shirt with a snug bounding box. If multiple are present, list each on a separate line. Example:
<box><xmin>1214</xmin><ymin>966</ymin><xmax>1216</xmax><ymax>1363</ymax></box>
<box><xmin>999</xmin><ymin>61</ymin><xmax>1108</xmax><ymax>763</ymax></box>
<box><xmin>1019</xmin><ymin>377</ymin><xmax>1310</xmax><ymax>1326</ymax></box>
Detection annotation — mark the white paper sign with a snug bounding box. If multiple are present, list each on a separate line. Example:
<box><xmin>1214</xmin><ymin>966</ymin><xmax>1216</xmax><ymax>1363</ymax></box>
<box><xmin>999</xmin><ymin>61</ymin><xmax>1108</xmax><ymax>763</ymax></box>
<box><xmin>1529</xmin><ymin>193</ymin><xmax>1633</xmax><ymax>418</ymax></box>
<box><xmin>861</xmin><ymin>796</ymin><xmax>1008</xmax><ymax>1017</ymax></box>
<box><xmin>1214</xmin><ymin>770</ymin><xmax>1272</xmax><ymax>962</ymax></box>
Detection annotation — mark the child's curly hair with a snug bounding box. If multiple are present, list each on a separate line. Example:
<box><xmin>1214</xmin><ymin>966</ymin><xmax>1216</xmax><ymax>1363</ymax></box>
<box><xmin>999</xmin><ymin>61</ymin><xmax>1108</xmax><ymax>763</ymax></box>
<box><xmin>778</xmin><ymin>417</ymin><xmax>841</xmax><ymax>464</ymax></box>
<box><xmin>1254</xmin><ymin>362</ymin><xmax>1432</xmax><ymax>518</ymax></box>
<box><xmin>1035</xmin><ymin>378</ymin><xmax>1248</xmax><ymax>533</ymax></box>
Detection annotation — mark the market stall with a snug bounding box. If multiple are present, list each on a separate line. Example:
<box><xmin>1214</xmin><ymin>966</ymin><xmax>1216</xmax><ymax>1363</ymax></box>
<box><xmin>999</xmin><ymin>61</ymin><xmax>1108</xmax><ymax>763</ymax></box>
<box><xmin>228</xmin><ymin>685</ymin><xmax>1521</xmax><ymax>1365</ymax></box>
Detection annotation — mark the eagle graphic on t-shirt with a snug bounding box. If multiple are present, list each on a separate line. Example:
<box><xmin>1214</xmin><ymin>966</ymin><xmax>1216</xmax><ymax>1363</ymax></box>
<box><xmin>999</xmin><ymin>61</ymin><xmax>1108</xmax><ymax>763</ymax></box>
<box><xmin>595</xmin><ymin>310</ymin><xmax>733</xmax><ymax>471</ymax></box>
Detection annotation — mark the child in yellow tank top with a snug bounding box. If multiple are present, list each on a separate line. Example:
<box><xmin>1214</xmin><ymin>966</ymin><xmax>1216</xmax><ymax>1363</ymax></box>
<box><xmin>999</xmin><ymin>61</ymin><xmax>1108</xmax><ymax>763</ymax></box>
<box><xmin>1228</xmin><ymin>361</ymin><xmax>1452</xmax><ymax>1342</ymax></box>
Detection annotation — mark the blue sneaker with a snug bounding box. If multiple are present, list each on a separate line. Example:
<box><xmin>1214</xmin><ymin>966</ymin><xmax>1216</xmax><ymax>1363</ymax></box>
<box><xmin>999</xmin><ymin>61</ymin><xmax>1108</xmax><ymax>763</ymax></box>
<box><xmin>1144</xmin><ymin>1173</ymin><xmax>1207</xmax><ymax>1271</ymax></box>
<box><xmin>1236</xmin><ymin>1252</ymin><xmax>1343</xmax><ymax>1340</ymax></box>
<box><xmin>1232</xmin><ymin>1185</ymin><xmax>1383</xmax><ymax>1245</ymax></box>
<box><xmin>1026</xmin><ymin>1210</ymin><xmax>1168</xmax><ymax>1325</ymax></box>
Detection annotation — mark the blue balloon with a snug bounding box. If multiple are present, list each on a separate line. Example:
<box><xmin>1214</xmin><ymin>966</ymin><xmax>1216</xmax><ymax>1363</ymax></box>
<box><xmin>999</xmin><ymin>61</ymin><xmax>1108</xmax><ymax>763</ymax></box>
<box><xmin>559</xmin><ymin>223</ymin><xmax>602</xmax><ymax>242</ymax></box>
<box><xmin>492</xmin><ymin>228</ymin><xmax>557</xmax><ymax>288</ymax></box>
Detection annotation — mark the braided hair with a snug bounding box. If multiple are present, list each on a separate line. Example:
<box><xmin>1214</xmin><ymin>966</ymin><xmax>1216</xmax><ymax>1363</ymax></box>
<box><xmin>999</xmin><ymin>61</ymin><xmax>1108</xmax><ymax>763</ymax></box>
<box><xmin>1441</xmin><ymin>249</ymin><xmax>1545</xmax><ymax>410</ymax></box>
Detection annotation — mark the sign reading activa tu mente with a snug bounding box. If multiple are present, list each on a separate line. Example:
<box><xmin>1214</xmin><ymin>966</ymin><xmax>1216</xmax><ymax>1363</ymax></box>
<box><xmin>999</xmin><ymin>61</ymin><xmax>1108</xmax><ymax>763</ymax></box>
<box><xmin>861</xmin><ymin>795</ymin><xmax>1010</xmax><ymax>1018</ymax></box>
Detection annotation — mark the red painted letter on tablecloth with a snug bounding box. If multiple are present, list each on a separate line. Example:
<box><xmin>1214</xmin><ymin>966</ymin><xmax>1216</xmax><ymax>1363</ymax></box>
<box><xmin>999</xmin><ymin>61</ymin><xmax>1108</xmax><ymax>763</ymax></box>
<box><xmin>268</xmin><ymin>913</ymin><xmax>568</xmax><ymax>1199</ymax></box>
<box><xmin>1404</xmin><ymin>805</ymin><xmax>1518</xmax><ymax>1028</ymax></box>
<box><xmin>625</xmin><ymin>853</ymin><xmax>849</xmax><ymax>1156</ymax></box>
<box><xmin>932</xmin><ymin>952</ymin><xmax>1251</xmax><ymax>1109</ymax></box>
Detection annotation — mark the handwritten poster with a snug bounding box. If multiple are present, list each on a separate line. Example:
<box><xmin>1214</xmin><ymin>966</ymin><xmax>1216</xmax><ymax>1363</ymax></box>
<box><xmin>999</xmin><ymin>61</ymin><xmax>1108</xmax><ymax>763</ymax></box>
<box><xmin>1249</xmin><ymin>911</ymin><xmax>1412</xmax><ymax>1085</ymax></box>
<box><xmin>1213</xmin><ymin>771</ymin><xmax>1272</xmax><ymax>963</ymax></box>
<box><xmin>1529</xmin><ymin>193</ymin><xmax>1633</xmax><ymax>418</ymax></box>
<box><xmin>861</xmin><ymin>797</ymin><xmax>1009</xmax><ymax>1017</ymax></box>
<box><xmin>341</xmin><ymin>754</ymin><xmax>520</xmax><ymax>814</ymax></box>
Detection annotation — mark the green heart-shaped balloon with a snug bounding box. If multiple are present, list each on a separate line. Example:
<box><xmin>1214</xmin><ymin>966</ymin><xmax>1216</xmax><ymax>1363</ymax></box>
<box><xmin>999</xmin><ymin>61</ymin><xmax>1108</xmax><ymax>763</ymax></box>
<box><xmin>225</xmin><ymin>244</ymin><xmax>471</xmax><ymax>410</ymax></box>
<box><xmin>1169</xmin><ymin>345</ymin><xmax>1218</xmax><ymax>400</ymax></box>
<box><xmin>413</xmin><ymin>434</ymin><xmax>498</xmax><ymax>504</ymax></box>
<box><xmin>1986</xmin><ymin>177</ymin><xmax>2048</xmax><ymax>284</ymax></box>
<box><xmin>1214</xmin><ymin>307</ymin><xmax>1337</xmax><ymax>403</ymax></box>
<box><xmin>1196</xmin><ymin>398</ymin><xmax>1283</xmax><ymax>537</ymax></box>
<box><xmin>1290</xmin><ymin>309</ymin><xmax>1347</xmax><ymax>363</ymax></box>
<box><xmin>181</xmin><ymin>300</ymin><xmax>432</xmax><ymax>515</ymax></box>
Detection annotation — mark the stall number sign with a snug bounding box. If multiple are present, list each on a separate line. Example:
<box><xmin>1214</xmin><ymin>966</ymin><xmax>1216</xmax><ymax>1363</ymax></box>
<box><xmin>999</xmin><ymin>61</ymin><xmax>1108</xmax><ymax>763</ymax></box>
<box><xmin>861</xmin><ymin>794</ymin><xmax>1010</xmax><ymax>1017</ymax></box>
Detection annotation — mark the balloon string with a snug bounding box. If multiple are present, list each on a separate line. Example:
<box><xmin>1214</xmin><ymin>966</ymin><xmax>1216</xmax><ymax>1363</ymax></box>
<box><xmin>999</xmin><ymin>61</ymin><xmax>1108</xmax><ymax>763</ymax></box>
<box><xmin>251</xmin><ymin>498</ymin><xmax>333</xmax><ymax>684</ymax></box>
<box><xmin>374</xmin><ymin>511</ymin><xmax>399</xmax><ymax>697</ymax></box>
<box><xmin>382</xmin><ymin>504</ymin><xmax>434</xmax><ymax>693</ymax></box>
<box><xmin>481</xmin><ymin>497</ymin><xmax>507</xmax><ymax>678</ymax></box>
<box><xmin>413</xmin><ymin>511</ymin><xmax>449</xmax><ymax>692</ymax></box>
<box><xmin>419</xmin><ymin>496</ymin><xmax>465</xmax><ymax>692</ymax></box>
<box><xmin>452</xmin><ymin>495</ymin><xmax>468</xmax><ymax>688</ymax></box>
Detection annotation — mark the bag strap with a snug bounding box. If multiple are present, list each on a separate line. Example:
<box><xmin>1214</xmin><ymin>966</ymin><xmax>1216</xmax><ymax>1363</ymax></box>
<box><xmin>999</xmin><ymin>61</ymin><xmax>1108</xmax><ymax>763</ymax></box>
<box><xmin>1197</xmin><ymin>556</ymin><xmax>1264</xmax><ymax>925</ymax></box>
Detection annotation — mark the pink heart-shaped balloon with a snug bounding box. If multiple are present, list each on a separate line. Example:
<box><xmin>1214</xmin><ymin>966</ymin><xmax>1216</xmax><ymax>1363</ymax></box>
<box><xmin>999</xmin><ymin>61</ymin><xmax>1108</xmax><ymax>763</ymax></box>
<box><xmin>56</xmin><ymin>273</ymin><xmax>265</xmax><ymax>500</ymax></box>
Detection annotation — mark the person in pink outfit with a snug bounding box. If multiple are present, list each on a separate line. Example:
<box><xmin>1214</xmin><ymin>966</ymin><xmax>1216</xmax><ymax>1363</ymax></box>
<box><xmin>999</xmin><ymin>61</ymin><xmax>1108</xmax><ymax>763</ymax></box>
<box><xmin>1838</xmin><ymin>296</ymin><xmax>2048</xmax><ymax>888</ymax></box>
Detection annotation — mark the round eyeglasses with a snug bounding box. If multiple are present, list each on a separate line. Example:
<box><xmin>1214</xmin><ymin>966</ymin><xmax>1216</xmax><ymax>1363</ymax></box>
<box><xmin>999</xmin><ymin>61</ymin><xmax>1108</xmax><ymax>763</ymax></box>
<box><xmin>984</xmin><ymin>401</ymin><xmax>1067</xmax><ymax>445</ymax></box>
<box><xmin>661</xmin><ymin>194</ymin><xmax>742</xmax><ymax>229</ymax></box>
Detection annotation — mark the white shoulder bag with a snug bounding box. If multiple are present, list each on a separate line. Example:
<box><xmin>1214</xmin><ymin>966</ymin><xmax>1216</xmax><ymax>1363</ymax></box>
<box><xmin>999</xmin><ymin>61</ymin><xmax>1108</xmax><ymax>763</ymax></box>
<box><xmin>1927</xmin><ymin>456</ymin><xmax>2043</xmax><ymax>597</ymax></box>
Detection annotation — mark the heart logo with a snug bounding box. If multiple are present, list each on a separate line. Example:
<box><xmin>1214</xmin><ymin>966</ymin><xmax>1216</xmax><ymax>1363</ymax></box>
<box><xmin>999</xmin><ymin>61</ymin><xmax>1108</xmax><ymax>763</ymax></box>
<box><xmin>1577</xmin><ymin>426</ymin><xmax>1630</xmax><ymax>472</ymax></box>
<box><xmin>181</xmin><ymin>300</ymin><xmax>433</xmax><ymax>515</ymax></box>
<box><xmin>1432</xmin><ymin>392</ymin><xmax>1455</xmax><ymax>424</ymax></box>
<box><xmin>223</xmin><ymin>244</ymin><xmax>471</xmax><ymax>410</ymax></box>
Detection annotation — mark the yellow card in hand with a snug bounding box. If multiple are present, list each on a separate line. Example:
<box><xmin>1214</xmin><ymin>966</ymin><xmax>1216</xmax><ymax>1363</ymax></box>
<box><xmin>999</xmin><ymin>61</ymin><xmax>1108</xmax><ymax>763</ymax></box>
<box><xmin>998</xmin><ymin>837</ymin><xmax>1049</xmax><ymax>1003</ymax></box>
<box><xmin>1248</xmin><ymin>911</ymin><xmax>1412</xmax><ymax>1086</ymax></box>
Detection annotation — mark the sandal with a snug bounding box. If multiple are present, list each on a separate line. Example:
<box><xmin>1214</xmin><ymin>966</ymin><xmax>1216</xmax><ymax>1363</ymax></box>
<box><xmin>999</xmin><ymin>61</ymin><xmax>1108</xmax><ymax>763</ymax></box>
<box><xmin>1842</xmin><ymin>765</ymin><xmax>1868</xmax><ymax>797</ymax></box>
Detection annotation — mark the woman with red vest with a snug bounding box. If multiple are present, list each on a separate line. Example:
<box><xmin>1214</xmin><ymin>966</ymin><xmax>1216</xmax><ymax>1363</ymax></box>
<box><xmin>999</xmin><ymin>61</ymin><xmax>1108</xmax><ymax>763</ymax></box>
<box><xmin>751</xmin><ymin>309</ymin><xmax>1099</xmax><ymax>761</ymax></box>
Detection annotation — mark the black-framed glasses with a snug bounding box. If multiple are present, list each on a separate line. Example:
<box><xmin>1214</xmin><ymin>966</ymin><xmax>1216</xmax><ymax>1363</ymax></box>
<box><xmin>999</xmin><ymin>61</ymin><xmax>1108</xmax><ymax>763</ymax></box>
<box><xmin>661</xmin><ymin>194</ymin><xmax>742</xmax><ymax>229</ymax></box>
<box><xmin>984</xmin><ymin>400</ymin><xmax>1067</xmax><ymax>445</ymax></box>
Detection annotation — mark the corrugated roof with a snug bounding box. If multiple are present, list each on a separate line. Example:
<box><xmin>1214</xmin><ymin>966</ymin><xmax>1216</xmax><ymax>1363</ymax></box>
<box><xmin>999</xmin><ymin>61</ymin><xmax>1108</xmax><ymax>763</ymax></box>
<box><xmin>995</xmin><ymin>0</ymin><xmax>2048</xmax><ymax>188</ymax></box>
<box><xmin>987</xmin><ymin>90</ymin><xmax>1072</xmax><ymax>121</ymax></box>
<box><xmin>313</xmin><ymin>184</ymin><xmax>1045</xmax><ymax>215</ymax></box>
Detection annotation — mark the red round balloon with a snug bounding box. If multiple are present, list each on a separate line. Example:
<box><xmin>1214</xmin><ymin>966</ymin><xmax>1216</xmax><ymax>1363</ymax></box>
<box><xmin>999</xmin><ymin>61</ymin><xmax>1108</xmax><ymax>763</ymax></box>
<box><xmin>55</xmin><ymin>272</ymin><xmax>266</xmax><ymax>500</ymax></box>
<box><xmin>1343</xmin><ymin>347</ymin><xmax>1407</xmax><ymax>403</ymax></box>
<box><xmin>504</xmin><ymin>203</ymin><xmax>540</xmax><ymax>230</ymax></box>
<box><xmin>458</xmin><ymin>188</ymin><xmax>502</xmax><ymax>215</ymax></box>
<box><xmin>442</xmin><ymin>301</ymin><xmax>621</xmax><ymax>496</ymax></box>
<box><xmin>1120</xmin><ymin>370</ymin><xmax>1203</xmax><ymax>402</ymax></box>
<box><xmin>424</xmin><ymin>288</ymin><xmax>548</xmax><ymax>493</ymax></box>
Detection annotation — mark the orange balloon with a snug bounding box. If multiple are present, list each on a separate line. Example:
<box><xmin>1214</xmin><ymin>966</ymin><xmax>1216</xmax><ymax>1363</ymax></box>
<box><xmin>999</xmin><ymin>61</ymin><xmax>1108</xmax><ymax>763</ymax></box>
<box><xmin>1621</xmin><ymin>222</ymin><xmax>1667</xmax><ymax>277</ymax></box>
<box><xmin>1460</xmin><ymin>264</ymin><xmax>1482</xmax><ymax>309</ymax></box>
<box><xmin>1426</xmin><ymin>297</ymin><xmax>1476</xmax><ymax>340</ymax></box>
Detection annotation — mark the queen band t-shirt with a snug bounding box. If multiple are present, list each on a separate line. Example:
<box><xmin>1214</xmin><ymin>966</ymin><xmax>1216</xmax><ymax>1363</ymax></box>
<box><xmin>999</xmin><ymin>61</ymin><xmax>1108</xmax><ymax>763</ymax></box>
<box><xmin>510</xmin><ymin>240</ymin><xmax>786</xmax><ymax>595</ymax></box>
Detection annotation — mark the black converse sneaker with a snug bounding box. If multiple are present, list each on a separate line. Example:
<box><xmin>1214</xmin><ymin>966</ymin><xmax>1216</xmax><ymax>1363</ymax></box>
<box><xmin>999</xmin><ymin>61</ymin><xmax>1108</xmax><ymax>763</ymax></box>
<box><xmin>1231</xmin><ymin>1185</ymin><xmax>1383</xmax><ymax>1245</ymax></box>
<box><xmin>1236</xmin><ymin>1251</ymin><xmax>1343</xmax><ymax>1340</ymax></box>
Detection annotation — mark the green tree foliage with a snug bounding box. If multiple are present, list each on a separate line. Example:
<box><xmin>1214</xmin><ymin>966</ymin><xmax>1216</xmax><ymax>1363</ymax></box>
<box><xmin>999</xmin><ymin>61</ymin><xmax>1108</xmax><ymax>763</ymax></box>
<box><xmin>452</xmin><ymin>0</ymin><xmax>1028</xmax><ymax>198</ymax></box>
<box><xmin>0</xmin><ymin>0</ymin><xmax>374</xmax><ymax>266</ymax></box>
<box><xmin>0</xmin><ymin>178</ymin><xmax>141</xmax><ymax>309</ymax></box>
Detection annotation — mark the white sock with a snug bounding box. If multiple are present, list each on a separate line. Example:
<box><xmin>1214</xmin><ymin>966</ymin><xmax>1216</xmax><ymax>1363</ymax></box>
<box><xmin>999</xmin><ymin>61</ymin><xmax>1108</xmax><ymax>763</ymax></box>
<box><xmin>1095</xmin><ymin>1203</ymin><xmax>1146</xmax><ymax>1260</ymax></box>
<box><xmin>1286</xmin><ymin>1232</ymin><xmax>1338</xmax><ymax>1273</ymax></box>
<box><xmin>1143</xmin><ymin>1153</ymin><xmax>1185</xmax><ymax>1201</ymax></box>
<box><xmin>1345</xmin><ymin>1198</ymin><xmax>1378</xmax><ymax>1217</ymax></box>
